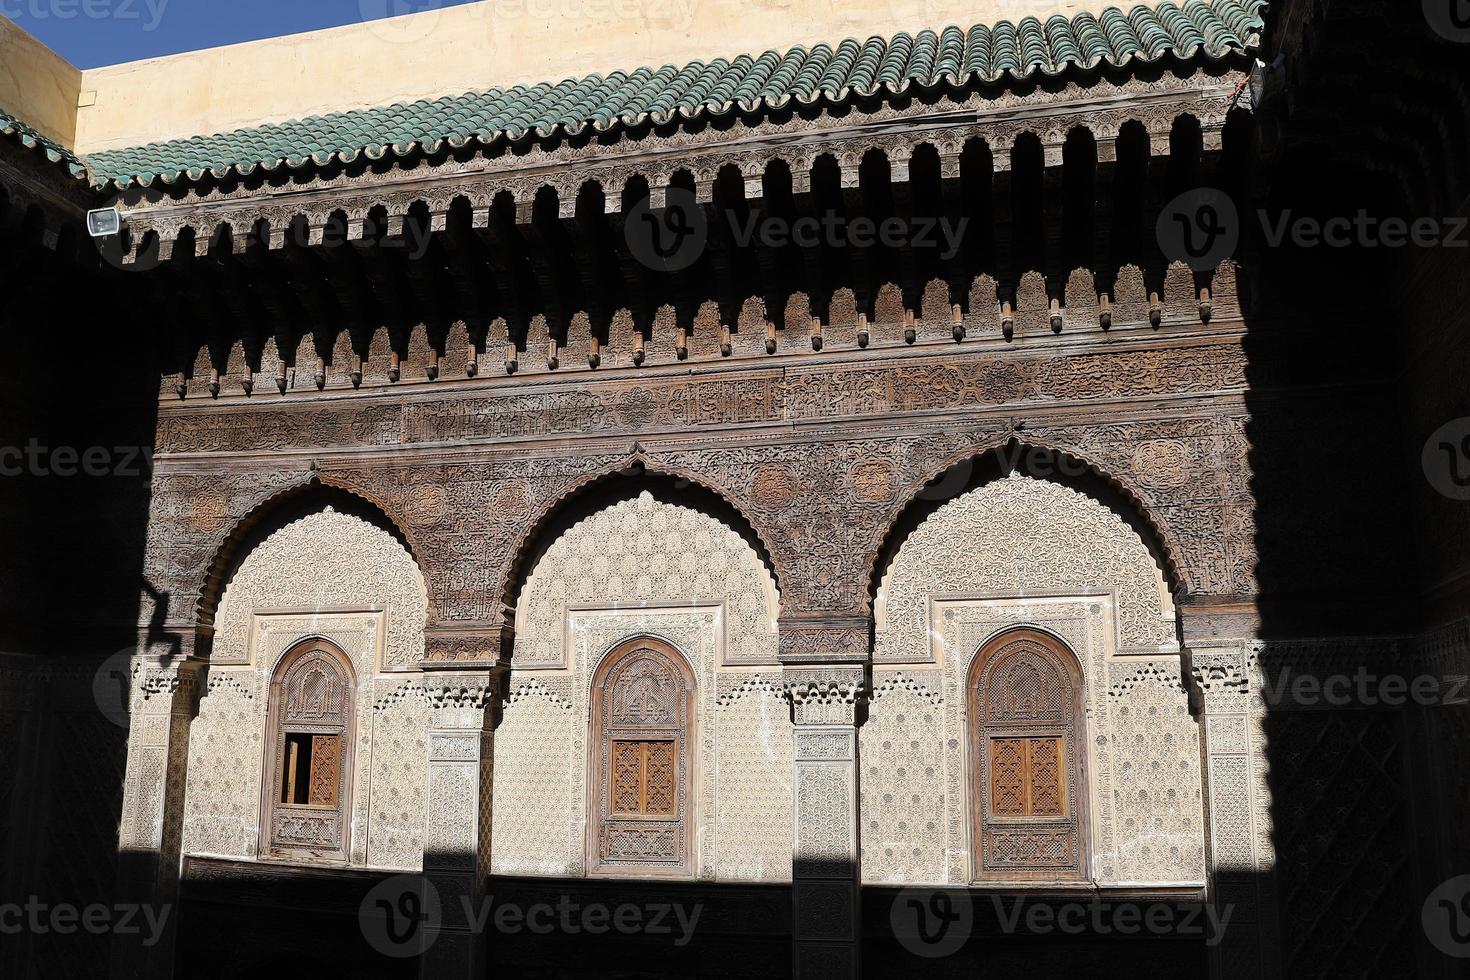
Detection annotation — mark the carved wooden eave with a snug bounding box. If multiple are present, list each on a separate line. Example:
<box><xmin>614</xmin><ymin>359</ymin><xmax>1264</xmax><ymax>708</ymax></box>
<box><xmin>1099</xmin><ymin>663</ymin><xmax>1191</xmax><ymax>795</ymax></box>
<box><xmin>0</xmin><ymin>138</ymin><xmax>91</xmax><ymax>255</ymax></box>
<box><xmin>114</xmin><ymin>72</ymin><xmax>1251</xmax><ymax>265</ymax></box>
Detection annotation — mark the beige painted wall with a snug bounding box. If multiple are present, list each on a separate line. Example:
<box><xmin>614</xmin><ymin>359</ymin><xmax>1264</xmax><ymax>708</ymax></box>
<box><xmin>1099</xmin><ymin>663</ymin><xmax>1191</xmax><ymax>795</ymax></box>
<box><xmin>0</xmin><ymin>17</ymin><xmax>80</xmax><ymax>146</ymax></box>
<box><xmin>73</xmin><ymin>0</ymin><xmax>1137</xmax><ymax>153</ymax></box>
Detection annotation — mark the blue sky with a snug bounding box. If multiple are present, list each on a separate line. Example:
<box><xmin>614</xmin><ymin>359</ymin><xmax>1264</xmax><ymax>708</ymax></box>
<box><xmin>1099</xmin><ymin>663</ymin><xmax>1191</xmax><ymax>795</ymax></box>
<box><xmin>8</xmin><ymin>0</ymin><xmax>482</xmax><ymax>68</ymax></box>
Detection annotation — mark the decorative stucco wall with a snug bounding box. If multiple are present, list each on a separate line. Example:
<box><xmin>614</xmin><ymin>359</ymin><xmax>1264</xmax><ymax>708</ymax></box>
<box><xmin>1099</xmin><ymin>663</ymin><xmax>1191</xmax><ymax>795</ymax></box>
<box><xmin>492</xmin><ymin>491</ymin><xmax>791</xmax><ymax>881</ymax></box>
<box><xmin>181</xmin><ymin>506</ymin><xmax>430</xmax><ymax>870</ymax></box>
<box><xmin>875</xmin><ymin>474</ymin><xmax>1177</xmax><ymax>661</ymax></box>
<box><xmin>862</xmin><ymin>475</ymin><xmax>1204</xmax><ymax>885</ymax></box>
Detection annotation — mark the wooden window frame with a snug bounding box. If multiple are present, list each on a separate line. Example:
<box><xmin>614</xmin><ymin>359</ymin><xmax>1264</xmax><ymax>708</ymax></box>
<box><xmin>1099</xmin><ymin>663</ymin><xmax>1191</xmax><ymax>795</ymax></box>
<box><xmin>968</xmin><ymin>627</ymin><xmax>1089</xmax><ymax>885</ymax></box>
<box><xmin>259</xmin><ymin>638</ymin><xmax>356</xmax><ymax>864</ymax></box>
<box><xmin>586</xmin><ymin>636</ymin><xmax>696</xmax><ymax>878</ymax></box>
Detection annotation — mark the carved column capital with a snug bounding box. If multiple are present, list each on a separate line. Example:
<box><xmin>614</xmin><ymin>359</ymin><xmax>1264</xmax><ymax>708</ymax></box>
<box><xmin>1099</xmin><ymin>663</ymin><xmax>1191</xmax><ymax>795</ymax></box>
<box><xmin>422</xmin><ymin>668</ymin><xmax>504</xmax><ymax>729</ymax></box>
<box><xmin>784</xmin><ymin>666</ymin><xmax>866</xmax><ymax>727</ymax></box>
<box><xmin>132</xmin><ymin>657</ymin><xmax>207</xmax><ymax>715</ymax></box>
<box><xmin>1185</xmin><ymin>646</ymin><xmax>1253</xmax><ymax>715</ymax></box>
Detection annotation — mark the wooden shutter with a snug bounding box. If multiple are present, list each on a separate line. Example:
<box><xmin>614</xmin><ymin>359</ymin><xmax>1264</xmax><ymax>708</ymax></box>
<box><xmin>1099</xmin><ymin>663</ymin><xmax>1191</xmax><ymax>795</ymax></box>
<box><xmin>590</xmin><ymin>638</ymin><xmax>694</xmax><ymax>876</ymax></box>
<box><xmin>970</xmin><ymin>629</ymin><xmax>1087</xmax><ymax>883</ymax></box>
<box><xmin>261</xmin><ymin>640</ymin><xmax>355</xmax><ymax>863</ymax></box>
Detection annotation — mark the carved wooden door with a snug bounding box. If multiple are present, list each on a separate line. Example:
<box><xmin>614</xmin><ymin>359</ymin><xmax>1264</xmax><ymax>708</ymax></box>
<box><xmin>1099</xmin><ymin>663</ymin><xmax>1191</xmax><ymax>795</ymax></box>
<box><xmin>969</xmin><ymin>628</ymin><xmax>1087</xmax><ymax>883</ymax></box>
<box><xmin>589</xmin><ymin>637</ymin><xmax>695</xmax><ymax>876</ymax></box>
<box><xmin>261</xmin><ymin>638</ymin><xmax>355</xmax><ymax>863</ymax></box>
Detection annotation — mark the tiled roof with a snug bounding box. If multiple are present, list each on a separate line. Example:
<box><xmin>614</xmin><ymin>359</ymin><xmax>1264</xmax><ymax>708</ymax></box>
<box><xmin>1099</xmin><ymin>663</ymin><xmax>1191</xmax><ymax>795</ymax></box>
<box><xmin>80</xmin><ymin>0</ymin><xmax>1264</xmax><ymax>189</ymax></box>
<box><xmin>0</xmin><ymin>107</ymin><xmax>87</xmax><ymax>180</ymax></box>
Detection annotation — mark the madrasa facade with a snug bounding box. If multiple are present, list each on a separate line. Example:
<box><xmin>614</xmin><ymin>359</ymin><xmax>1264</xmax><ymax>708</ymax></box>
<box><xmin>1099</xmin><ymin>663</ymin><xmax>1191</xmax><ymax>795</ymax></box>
<box><xmin>0</xmin><ymin>0</ymin><xmax>1466</xmax><ymax>978</ymax></box>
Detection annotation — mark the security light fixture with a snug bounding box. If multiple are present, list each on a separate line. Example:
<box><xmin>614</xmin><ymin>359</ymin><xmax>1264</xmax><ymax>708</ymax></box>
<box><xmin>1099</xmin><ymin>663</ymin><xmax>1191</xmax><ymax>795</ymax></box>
<box><xmin>86</xmin><ymin>207</ymin><xmax>122</xmax><ymax>238</ymax></box>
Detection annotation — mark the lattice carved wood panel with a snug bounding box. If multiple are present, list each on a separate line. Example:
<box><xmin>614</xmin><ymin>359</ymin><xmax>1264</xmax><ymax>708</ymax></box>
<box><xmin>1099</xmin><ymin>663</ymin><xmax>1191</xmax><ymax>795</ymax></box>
<box><xmin>590</xmin><ymin>638</ymin><xmax>694</xmax><ymax>875</ymax></box>
<box><xmin>971</xmin><ymin>629</ymin><xmax>1087</xmax><ymax>883</ymax></box>
<box><xmin>261</xmin><ymin>639</ymin><xmax>355</xmax><ymax>863</ymax></box>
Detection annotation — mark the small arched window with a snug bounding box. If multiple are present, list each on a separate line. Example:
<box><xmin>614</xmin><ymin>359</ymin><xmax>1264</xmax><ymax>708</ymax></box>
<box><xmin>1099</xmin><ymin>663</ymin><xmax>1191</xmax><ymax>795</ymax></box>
<box><xmin>260</xmin><ymin>638</ymin><xmax>355</xmax><ymax>863</ymax></box>
<box><xmin>969</xmin><ymin>628</ymin><xmax>1088</xmax><ymax>883</ymax></box>
<box><xmin>588</xmin><ymin>637</ymin><xmax>695</xmax><ymax>877</ymax></box>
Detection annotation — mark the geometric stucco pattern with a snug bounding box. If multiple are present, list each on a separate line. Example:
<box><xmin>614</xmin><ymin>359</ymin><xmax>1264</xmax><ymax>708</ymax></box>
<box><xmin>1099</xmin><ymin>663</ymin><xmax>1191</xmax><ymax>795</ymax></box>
<box><xmin>181</xmin><ymin>507</ymin><xmax>430</xmax><ymax>870</ymax></box>
<box><xmin>210</xmin><ymin>506</ymin><xmax>427</xmax><ymax>669</ymax></box>
<box><xmin>494</xmin><ymin>491</ymin><xmax>791</xmax><ymax>881</ymax></box>
<box><xmin>864</xmin><ymin>475</ymin><xmax>1202</xmax><ymax>887</ymax></box>
<box><xmin>874</xmin><ymin>474</ymin><xmax>1177</xmax><ymax>662</ymax></box>
<box><xmin>513</xmin><ymin>490</ymin><xmax>779</xmax><ymax>667</ymax></box>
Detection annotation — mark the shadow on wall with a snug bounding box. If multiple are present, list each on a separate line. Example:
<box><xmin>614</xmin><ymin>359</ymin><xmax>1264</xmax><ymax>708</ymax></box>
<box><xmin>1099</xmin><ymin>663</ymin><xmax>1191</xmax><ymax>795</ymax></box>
<box><xmin>164</xmin><ymin>858</ymin><xmax>1211</xmax><ymax>980</ymax></box>
<box><xmin>1240</xmin><ymin>141</ymin><xmax>1431</xmax><ymax>979</ymax></box>
<box><xmin>0</xmin><ymin>227</ymin><xmax>159</xmax><ymax>976</ymax></box>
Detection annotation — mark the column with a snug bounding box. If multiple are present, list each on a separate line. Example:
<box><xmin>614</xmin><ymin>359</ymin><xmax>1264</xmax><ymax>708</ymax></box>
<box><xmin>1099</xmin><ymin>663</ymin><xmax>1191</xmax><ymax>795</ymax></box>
<box><xmin>110</xmin><ymin>656</ymin><xmax>204</xmax><ymax>980</ymax></box>
<box><xmin>1190</xmin><ymin>643</ymin><xmax>1280</xmax><ymax>980</ymax></box>
<box><xmin>419</xmin><ymin>669</ymin><xmax>499</xmax><ymax>980</ymax></box>
<box><xmin>781</xmin><ymin>615</ymin><xmax>868</xmax><ymax>980</ymax></box>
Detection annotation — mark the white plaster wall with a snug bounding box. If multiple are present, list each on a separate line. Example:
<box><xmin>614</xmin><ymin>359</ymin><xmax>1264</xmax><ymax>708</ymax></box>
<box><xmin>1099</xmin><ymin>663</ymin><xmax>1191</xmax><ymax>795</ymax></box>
<box><xmin>180</xmin><ymin>506</ymin><xmax>430</xmax><ymax>870</ymax></box>
<box><xmin>863</xmin><ymin>476</ymin><xmax>1204</xmax><ymax>886</ymax></box>
<box><xmin>492</xmin><ymin>491</ymin><xmax>791</xmax><ymax>881</ymax></box>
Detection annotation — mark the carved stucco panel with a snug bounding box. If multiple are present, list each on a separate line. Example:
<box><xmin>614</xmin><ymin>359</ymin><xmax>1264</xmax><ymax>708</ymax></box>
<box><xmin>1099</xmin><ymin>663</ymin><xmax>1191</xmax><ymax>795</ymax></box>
<box><xmin>181</xmin><ymin>508</ymin><xmax>429</xmax><ymax>871</ymax></box>
<box><xmin>489</xmin><ymin>684</ymin><xmax>579</xmax><ymax>877</ymax></box>
<box><xmin>874</xmin><ymin>475</ymin><xmax>1176</xmax><ymax>663</ymax></box>
<box><xmin>793</xmin><ymin>764</ymin><xmax>854</xmax><ymax>878</ymax></box>
<box><xmin>366</xmin><ymin>678</ymin><xmax>430</xmax><ymax>870</ymax></box>
<box><xmin>514</xmin><ymin>491</ymin><xmax>778</xmax><ymax>668</ymax></box>
<box><xmin>211</xmin><ymin>507</ymin><xmax>427</xmax><ymax>669</ymax></box>
<box><xmin>494</xmin><ymin>493</ymin><xmax>789</xmax><ymax>881</ymax></box>
<box><xmin>714</xmin><ymin>675</ymin><xmax>794</xmax><ymax>881</ymax></box>
<box><xmin>863</xmin><ymin>475</ymin><xmax>1203</xmax><ymax>886</ymax></box>
<box><xmin>180</xmin><ymin>673</ymin><xmax>263</xmax><ymax>859</ymax></box>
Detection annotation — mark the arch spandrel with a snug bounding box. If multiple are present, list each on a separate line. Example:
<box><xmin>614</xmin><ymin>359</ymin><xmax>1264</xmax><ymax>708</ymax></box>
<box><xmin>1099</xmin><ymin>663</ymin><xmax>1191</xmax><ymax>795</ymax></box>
<box><xmin>865</xmin><ymin>436</ymin><xmax>1188</xmax><ymax>623</ymax></box>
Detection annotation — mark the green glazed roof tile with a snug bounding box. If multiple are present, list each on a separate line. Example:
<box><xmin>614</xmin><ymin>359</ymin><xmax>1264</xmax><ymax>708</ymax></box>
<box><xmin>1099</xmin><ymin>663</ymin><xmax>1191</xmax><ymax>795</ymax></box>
<box><xmin>80</xmin><ymin>0</ymin><xmax>1264</xmax><ymax>189</ymax></box>
<box><xmin>0</xmin><ymin>107</ymin><xmax>88</xmax><ymax>180</ymax></box>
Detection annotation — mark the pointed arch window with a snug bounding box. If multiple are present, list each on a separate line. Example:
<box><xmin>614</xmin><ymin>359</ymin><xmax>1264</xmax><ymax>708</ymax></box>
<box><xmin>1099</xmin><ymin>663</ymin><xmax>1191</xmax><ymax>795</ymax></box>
<box><xmin>969</xmin><ymin>628</ymin><xmax>1088</xmax><ymax>883</ymax></box>
<box><xmin>588</xmin><ymin>637</ymin><xmax>695</xmax><ymax>877</ymax></box>
<box><xmin>261</xmin><ymin>638</ymin><xmax>355</xmax><ymax>863</ymax></box>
